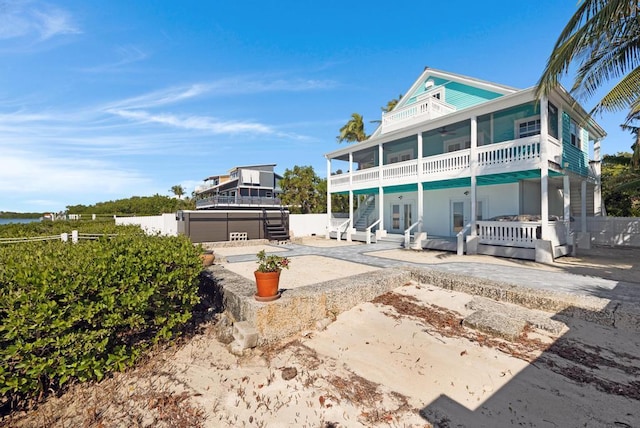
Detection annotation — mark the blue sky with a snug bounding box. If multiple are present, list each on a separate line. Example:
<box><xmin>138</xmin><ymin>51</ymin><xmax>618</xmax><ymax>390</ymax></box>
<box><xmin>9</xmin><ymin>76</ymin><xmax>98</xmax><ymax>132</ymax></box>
<box><xmin>0</xmin><ymin>0</ymin><xmax>632</xmax><ymax>213</ymax></box>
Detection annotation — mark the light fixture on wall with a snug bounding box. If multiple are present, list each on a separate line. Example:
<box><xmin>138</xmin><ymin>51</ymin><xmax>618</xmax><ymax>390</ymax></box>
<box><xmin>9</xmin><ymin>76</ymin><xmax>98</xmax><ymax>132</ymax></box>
<box><xmin>398</xmin><ymin>195</ymin><xmax>403</xmax><ymax>200</ymax></box>
<box><xmin>464</xmin><ymin>190</ymin><xmax>470</xmax><ymax>196</ymax></box>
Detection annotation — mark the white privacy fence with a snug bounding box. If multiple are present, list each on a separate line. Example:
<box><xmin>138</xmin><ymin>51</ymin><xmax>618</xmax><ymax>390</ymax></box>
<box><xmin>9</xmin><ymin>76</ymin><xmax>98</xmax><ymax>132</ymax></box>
<box><xmin>116</xmin><ymin>213</ymin><xmax>178</xmax><ymax>236</ymax></box>
<box><xmin>579</xmin><ymin>217</ymin><xmax>640</xmax><ymax>247</ymax></box>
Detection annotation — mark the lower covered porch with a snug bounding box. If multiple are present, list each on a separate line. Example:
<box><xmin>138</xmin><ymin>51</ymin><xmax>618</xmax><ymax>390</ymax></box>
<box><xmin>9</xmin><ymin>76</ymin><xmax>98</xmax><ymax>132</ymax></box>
<box><xmin>327</xmin><ymin>169</ymin><xmax>601</xmax><ymax>261</ymax></box>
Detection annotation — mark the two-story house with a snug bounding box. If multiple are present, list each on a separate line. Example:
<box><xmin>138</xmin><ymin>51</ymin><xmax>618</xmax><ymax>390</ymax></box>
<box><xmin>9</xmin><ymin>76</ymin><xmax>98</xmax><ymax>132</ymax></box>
<box><xmin>195</xmin><ymin>164</ymin><xmax>283</xmax><ymax>209</ymax></box>
<box><xmin>325</xmin><ymin>68</ymin><xmax>606</xmax><ymax>261</ymax></box>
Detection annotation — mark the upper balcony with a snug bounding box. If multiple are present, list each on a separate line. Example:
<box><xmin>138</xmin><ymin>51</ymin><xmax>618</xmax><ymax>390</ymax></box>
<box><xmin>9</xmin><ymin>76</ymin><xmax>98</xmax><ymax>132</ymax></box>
<box><xmin>196</xmin><ymin>195</ymin><xmax>282</xmax><ymax>210</ymax></box>
<box><xmin>329</xmin><ymin>135</ymin><xmax>563</xmax><ymax>194</ymax></box>
<box><xmin>381</xmin><ymin>93</ymin><xmax>456</xmax><ymax>134</ymax></box>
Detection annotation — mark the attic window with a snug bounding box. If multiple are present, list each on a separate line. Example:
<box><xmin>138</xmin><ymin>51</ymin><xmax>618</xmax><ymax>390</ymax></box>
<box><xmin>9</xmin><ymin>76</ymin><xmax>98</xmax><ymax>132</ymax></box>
<box><xmin>423</xmin><ymin>87</ymin><xmax>444</xmax><ymax>101</ymax></box>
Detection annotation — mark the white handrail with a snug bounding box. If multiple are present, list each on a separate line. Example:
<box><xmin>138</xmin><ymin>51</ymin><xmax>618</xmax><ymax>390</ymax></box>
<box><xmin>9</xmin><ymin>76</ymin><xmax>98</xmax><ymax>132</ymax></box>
<box><xmin>456</xmin><ymin>223</ymin><xmax>472</xmax><ymax>255</ymax></box>
<box><xmin>366</xmin><ymin>219</ymin><xmax>382</xmax><ymax>244</ymax></box>
<box><xmin>404</xmin><ymin>220</ymin><xmax>422</xmax><ymax>248</ymax></box>
<box><xmin>335</xmin><ymin>218</ymin><xmax>351</xmax><ymax>242</ymax></box>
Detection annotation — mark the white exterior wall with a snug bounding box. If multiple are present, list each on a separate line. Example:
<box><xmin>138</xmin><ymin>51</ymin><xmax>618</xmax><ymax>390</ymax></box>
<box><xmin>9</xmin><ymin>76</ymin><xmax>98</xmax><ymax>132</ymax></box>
<box><xmin>382</xmin><ymin>191</ymin><xmax>420</xmax><ymax>232</ymax></box>
<box><xmin>289</xmin><ymin>214</ymin><xmax>327</xmax><ymax>237</ymax></box>
<box><xmin>422</xmin><ymin>183</ymin><xmax>519</xmax><ymax>237</ymax></box>
<box><xmin>115</xmin><ymin>214</ymin><xmax>178</xmax><ymax>236</ymax></box>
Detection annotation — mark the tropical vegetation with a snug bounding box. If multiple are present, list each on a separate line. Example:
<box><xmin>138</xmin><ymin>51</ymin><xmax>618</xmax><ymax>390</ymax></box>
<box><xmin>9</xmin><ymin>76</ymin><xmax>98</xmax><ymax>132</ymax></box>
<box><xmin>67</xmin><ymin>194</ymin><xmax>194</xmax><ymax>216</ymax></box>
<box><xmin>537</xmin><ymin>0</ymin><xmax>640</xmax><ymax>216</ymax></box>
<box><xmin>602</xmin><ymin>152</ymin><xmax>640</xmax><ymax>216</ymax></box>
<box><xmin>337</xmin><ymin>112</ymin><xmax>368</xmax><ymax>144</ymax></box>
<box><xmin>0</xmin><ymin>223</ymin><xmax>203</xmax><ymax>410</ymax></box>
<box><xmin>536</xmin><ymin>0</ymin><xmax>640</xmax><ymax>118</ymax></box>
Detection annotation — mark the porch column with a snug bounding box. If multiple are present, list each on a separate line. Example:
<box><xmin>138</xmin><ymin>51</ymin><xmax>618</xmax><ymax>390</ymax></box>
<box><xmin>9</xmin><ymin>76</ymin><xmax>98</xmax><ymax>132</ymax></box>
<box><xmin>470</xmin><ymin>116</ymin><xmax>478</xmax><ymax>236</ymax></box>
<box><xmin>593</xmin><ymin>138</ymin><xmax>603</xmax><ymax>215</ymax></box>
<box><xmin>326</xmin><ymin>157</ymin><xmax>331</xmax><ymax>239</ymax></box>
<box><xmin>378</xmin><ymin>143</ymin><xmax>385</xmax><ymax>234</ymax></box>
<box><xmin>563</xmin><ymin>174</ymin><xmax>571</xmax><ymax>241</ymax></box>
<box><xmin>348</xmin><ymin>152</ymin><xmax>354</xmax><ymax>242</ymax></box>
<box><xmin>417</xmin><ymin>132</ymin><xmax>424</xmax><ymax>232</ymax></box>
<box><xmin>581</xmin><ymin>180</ymin><xmax>587</xmax><ymax>233</ymax></box>
<box><xmin>540</xmin><ymin>96</ymin><xmax>550</xmax><ymax>240</ymax></box>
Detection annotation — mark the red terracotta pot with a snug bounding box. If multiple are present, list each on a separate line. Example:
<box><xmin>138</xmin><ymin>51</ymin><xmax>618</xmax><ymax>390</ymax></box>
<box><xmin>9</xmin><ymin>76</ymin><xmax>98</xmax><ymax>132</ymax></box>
<box><xmin>254</xmin><ymin>270</ymin><xmax>281</xmax><ymax>300</ymax></box>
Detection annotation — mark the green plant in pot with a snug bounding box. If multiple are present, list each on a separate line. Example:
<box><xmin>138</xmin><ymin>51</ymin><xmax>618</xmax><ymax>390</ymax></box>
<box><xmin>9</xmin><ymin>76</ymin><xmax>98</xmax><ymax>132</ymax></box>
<box><xmin>254</xmin><ymin>250</ymin><xmax>290</xmax><ymax>301</ymax></box>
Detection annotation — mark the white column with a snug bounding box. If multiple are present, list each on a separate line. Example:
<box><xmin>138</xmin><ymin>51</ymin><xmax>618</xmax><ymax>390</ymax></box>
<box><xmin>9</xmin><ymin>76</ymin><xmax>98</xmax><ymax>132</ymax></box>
<box><xmin>326</xmin><ymin>157</ymin><xmax>331</xmax><ymax>239</ymax></box>
<box><xmin>417</xmin><ymin>133</ymin><xmax>424</xmax><ymax>232</ymax></box>
<box><xmin>563</xmin><ymin>175</ymin><xmax>571</xmax><ymax>240</ymax></box>
<box><xmin>581</xmin><ymin>180</ymin><xmax>587</xmax><ymax>233</ymax></box>
<box><xmin>540</xmin><ymin>97</ymin><xmax>550</xmax><ymax>239</ymax></box>
<box><xmin>378</xmin><ymin>143</ymin><xmax>385</xmax><ymax>233</ymax></box>
<box><xmin>348</xmin><ymin>152</ymin><xmax>354</xmax><ymax>241</ymax></box>
<box><xmin>470</xmin><ymin>116</ymin><xmax>478</xmax><ymax>236</ymax></box>
<box><xmin>593</xmin><ymin>139</ymin><xmax>603</xmax><ymax>215</ymax></box>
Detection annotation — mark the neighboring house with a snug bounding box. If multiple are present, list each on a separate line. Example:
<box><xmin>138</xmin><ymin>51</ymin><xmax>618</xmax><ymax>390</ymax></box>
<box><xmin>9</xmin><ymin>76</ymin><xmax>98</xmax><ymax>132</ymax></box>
<box><xmin>325</xmin><ymin>67</ymin><xmax>606</xmax><ymax>261</ymax></box>
<box><xmin>195</xmin><ymin>164</ymin><xmax>283</xmax><ymax>209</ymax></box>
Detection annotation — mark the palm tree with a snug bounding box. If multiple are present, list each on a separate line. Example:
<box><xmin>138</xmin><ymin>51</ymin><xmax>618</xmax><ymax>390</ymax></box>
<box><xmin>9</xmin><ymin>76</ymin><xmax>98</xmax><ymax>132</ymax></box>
<box><xmin>383</xmin><ymin>95</ymin><xmax>402</xmax><ymax>113</ymax></box>
<box><xmin>621</xmin><ymin>112</ymin><xmax>640</xmax><ymax>169</ymax></box>
<box><xmin>370</xmin><ymin>95</ymin><xmax>403</xmax><ymax>125</ymax></box>
<box><xmin>536</xmin><ymin>0</ymin><xmax>640</xmax><ymax>117</ymax></box>
<box><xmin>337</xmin><ymin>113</ymin><xmax>368</xmax><ymax>143</ymax></box>
<box><xmin>170</xmin><ymin>185</ymin><xmax>185</xmax><ymax>199</ymax></box>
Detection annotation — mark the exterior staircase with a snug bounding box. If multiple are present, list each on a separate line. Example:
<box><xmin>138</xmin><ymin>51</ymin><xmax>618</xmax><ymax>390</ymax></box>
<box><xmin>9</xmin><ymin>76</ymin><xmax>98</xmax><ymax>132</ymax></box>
<box><xmin>354</xmin><ymin>201</ymin><xmax>376</xmax><ymax>230</ymax></box>
<box><xmin>263</xmin><ymin>209</ymin><xmax>290</xmax><ymax>241</ymax></box>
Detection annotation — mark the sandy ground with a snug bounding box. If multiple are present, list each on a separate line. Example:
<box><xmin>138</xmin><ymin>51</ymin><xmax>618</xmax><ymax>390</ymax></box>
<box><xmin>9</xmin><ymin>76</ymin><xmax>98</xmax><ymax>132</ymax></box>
<box><xmin>5</xmin><ymin>240</ymin><xmax>640</xmax><ymax>427</ymax></box>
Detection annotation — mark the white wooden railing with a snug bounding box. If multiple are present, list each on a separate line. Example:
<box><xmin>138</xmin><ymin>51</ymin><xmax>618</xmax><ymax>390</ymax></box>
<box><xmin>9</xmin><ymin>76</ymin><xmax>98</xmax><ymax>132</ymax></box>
<box><xmin>456</xmin><ymin>223</ymin><xmax>472</xmax><ymax>255</ymax></box>
<box><xmin>381</xmin><ymin>96</ymin><xmax>456</xmax><ymax>133</ymax></box>
<box><xmin>329</xmin><ymin>135</ymin><xmax>572</xmax><ymax>193</ymax></box>
<box><xmin>0</xmin><ymin>230</ymin><xmax>117</xmax><ymax>245</ymax></box>
<box><xmin>477</xmin><ymin>137</ymin><xmax>540</xmax><ymax>169</ymax></box>
<box><xmin>422</xmin><ymin>150</ymin><xmax>470</xmax><ymax>175</ymax></box>
<box><xmin>382</xmin><ymin>159</ymin><xmax>418</xmax><ymax>181</ymax></box>
<box><xmin>352</xmin><ymin>168</ymin><xmax>379</xmax><ymax>184</ymax></box>
<box><xmin>404</xmin><ymin>220</ymin><xmax>422</xmax><ymax>248</ymax></box>
<box><xmin>366</xmin><ymin>219</ymin><xmax>382</xmax><ymax>244</ymax></box>
<box><xmin>477</xmin><ymin>221</ymin><xmax>539</xmax><ymax>248</ymax></box>
<box><xmin>335</xmin><ymin>218</ymin><xmax>351</xmax><ymax>242</ymax></box>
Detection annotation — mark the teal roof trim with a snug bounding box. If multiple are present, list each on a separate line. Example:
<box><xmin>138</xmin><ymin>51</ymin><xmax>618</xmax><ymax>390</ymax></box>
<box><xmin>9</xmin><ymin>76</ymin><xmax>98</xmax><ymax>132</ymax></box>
<box><xmin>384</xmin><ymin>184</ymin><xmax>420</xmax><ymax>194</ymax></box>
<box><xmin>422</xmin><ymin>177</ymin><xmax>471</xmax><ymax>190</ymax></box>
<box><xmin>353</xmin><ymin>187</ymin><xmax>379</xmax><ymax>195</ymax></box>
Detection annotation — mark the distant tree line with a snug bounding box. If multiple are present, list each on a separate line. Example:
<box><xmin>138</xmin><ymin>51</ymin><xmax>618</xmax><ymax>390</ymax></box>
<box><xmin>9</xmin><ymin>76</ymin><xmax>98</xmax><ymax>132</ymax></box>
<box><xmin>67</xmin><ymin>194</ymin><xmax>195</xmax><ymax>216</ymax></box>
<box><xmin>0</xmin><ymin>212</ymin><xmax>44</xmax><ymax>219</ymax></box>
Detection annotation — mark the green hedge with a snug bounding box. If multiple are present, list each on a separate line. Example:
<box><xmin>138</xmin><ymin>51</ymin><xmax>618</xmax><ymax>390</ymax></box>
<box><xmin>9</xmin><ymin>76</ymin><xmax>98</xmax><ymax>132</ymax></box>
<box><xmin>0</xmin><ymin>233</ymin><xmax>202</xmax><ymax>405</ymax></box>
<box><xmin>0</xmin><ymin>219</ymin><xmax>143</xmax><ymax>238</ymax></box>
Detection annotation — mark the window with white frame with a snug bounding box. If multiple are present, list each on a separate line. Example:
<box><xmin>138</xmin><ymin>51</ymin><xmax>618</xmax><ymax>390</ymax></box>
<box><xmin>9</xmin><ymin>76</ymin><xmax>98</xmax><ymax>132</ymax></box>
<box><xmin>444</xmin><ymin>136</ymin><xmax>471</xmax><ymax>153</ymax></box>
<box><xmin>387</xmin><ymin>149</ymin><xmax>413</xmax><ymax>164</ymax></box>
<box><xmin>570</xmin><ymin>120</ymin><xmax>581</xmax><ymax>148</ymax></box>
<box><xmin>515</xmin><ymin>117</ymin><xmax>541</xmax><ymax>138</ymax></box>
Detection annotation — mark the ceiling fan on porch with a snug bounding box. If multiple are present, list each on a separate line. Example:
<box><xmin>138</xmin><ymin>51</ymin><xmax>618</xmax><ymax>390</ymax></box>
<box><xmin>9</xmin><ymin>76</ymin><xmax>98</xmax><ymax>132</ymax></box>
<box><xmin>437</xmin><ymin>126</ymin><xmax>456</xmax><ymax>136</ymax></box>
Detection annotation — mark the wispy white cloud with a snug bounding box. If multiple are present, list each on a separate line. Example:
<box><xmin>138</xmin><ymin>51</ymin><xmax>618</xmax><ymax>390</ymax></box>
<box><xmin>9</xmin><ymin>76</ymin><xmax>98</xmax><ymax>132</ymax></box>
<box><xmin>108</xmin><ymin>109</ymin><xmax>275</xmax><ymax>135</ymax></box>
<box><xmin>0</xmin><ymin>1</ymin><xmax>80</xmax><ymax>42</ymax></box>
<box><xmin>79</xmin><ymin>45</ymin><xmax>149</xmax><ymax>73</ymax></box>
<box><xmin>33</xmin><ymin>6</ymin><xmax>79</xmax><ymax>40</ymax></box>
<box><xmin>104</xmin><ymin>76</ymin><xmax>337</xmax><ymax>110</ymax></box>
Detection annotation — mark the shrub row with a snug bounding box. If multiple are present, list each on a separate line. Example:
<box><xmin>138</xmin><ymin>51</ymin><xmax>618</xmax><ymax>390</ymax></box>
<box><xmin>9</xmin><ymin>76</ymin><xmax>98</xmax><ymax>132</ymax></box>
<box><xmin>0</xmin><ymin>219</ymin><xmax>142</xmax><ymax>238</ymax></box>
<box><xmin>0</xmin><ymin>233</ymin><xmax>202</xmax><ymax>406</ymax></box>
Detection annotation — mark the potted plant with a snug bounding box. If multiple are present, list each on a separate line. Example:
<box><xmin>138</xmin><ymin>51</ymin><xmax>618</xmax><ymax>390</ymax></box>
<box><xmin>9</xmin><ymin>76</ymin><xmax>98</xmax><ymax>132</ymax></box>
<box><xmin>199</xmin><ymin>249</ymin><xmax>215</xmax><ymax>267</ymax></box>
<box><xmin>254</xmin><ymin>250</ymin><xmax>290</xmax><ymax>301</ymax></box>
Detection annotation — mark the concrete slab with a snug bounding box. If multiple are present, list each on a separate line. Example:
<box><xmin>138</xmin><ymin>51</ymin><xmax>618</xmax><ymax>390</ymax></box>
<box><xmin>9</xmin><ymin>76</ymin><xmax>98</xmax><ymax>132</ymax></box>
<box><xmin>463</xmin><ymin>309</ymin><xmax>527</xmax><ymax>341</ymax></box>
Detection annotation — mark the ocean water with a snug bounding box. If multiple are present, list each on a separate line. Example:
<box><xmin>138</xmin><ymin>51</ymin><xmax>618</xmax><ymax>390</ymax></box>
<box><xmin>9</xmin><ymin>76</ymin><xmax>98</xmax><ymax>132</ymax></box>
<box><xmin>0</xmin><ymin>218</ymin><xmax>42</xmax><ymax>225</ymax></box>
